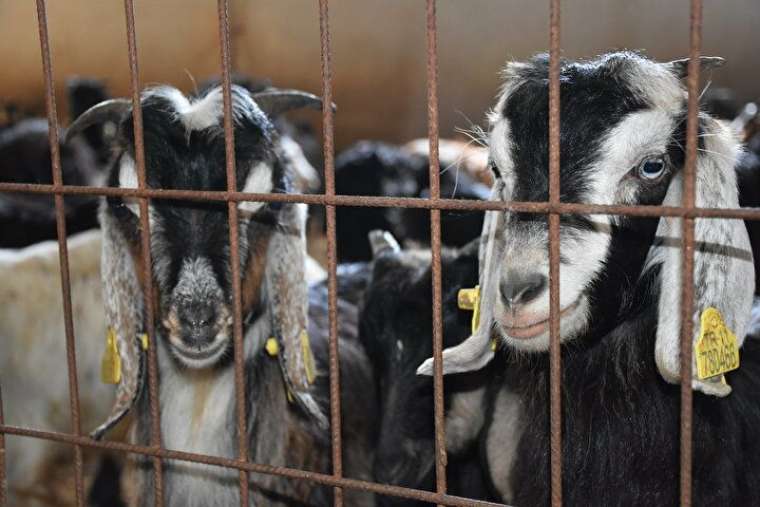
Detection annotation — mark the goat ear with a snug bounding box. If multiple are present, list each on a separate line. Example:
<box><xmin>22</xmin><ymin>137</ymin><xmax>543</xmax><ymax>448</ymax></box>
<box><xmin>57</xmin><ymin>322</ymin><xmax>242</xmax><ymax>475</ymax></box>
<box><xmin>251</xmin><ymin>89</ymin><xmax>336</xmax><ymax>118</ymax></box>
<box><xmin>265</xmin><ymin>202</ymin><xmax>328</xmax><ymax>428</ymax></box>
<box><xmin>91</xmin><ymin>207</ymin><xmax>146</xmax><ymax>439</ymax></box>
<box><xmin>64</xmin><ymin>98</ymin><xmax>131</xmax><ymax>144</ymax></box>
<box><xmin>417</xmin><ymin>181</ymin><xmax>505</xmax><ymax>376</ymax></box>
<box><xmin>369</xmin><ymin>229</ymin><xmax>401</xmax><ymax>258</ymax></box>
<box><xmin>653</xmin><ymin>117</ymin><xmax>754</xmax><ymax>397</ymax></box>
<box><xmin>667</xmin><ymin>56</ymin><xmax>725</xmax><ymax>79</ymax></box>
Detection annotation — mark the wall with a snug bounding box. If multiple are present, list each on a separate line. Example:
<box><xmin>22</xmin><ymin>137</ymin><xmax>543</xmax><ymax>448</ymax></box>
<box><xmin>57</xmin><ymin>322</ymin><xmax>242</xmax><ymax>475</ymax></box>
<box><xmin>1</xmin><ymin>0</ymin><xmax>758</xmax><ymax>149</ymax></box>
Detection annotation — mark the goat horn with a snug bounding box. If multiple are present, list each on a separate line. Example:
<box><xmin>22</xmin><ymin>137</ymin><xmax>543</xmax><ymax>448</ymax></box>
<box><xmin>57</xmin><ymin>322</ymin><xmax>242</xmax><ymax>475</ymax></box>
<box><xmin>64</xmin><ymin>98</ymin><xmax>131</xmax><ymax>144</ymax></box>
<box><xmin>667</xmin><ymin>56</ymin><xmax>725</xmax><ymax>79</ymax></box>
<box><xmin>251</xmin><ymin>89</ymin><xmax>336</xmax><ymax>117</ymax></box>
<box><xmin>368</xmin><ymin>230</ymin><xmax>401</xmax><ymax>258</ymax></box>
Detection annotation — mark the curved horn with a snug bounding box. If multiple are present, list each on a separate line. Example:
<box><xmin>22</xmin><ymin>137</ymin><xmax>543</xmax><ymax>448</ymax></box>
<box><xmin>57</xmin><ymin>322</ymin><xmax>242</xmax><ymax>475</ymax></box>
<box><xmin>64</xmin><ymin>98</ymin><xmax>131</xmax><ymax>144</ymax></box>
<box><xmin>667</xmin><ymin>56</ymin><xmax>725</xmax><ymax>79</ymax></box>
<box><xmin>251</xmin><ymin>89</ymin><xmax>336</xmax><ymax>118</ymax></box>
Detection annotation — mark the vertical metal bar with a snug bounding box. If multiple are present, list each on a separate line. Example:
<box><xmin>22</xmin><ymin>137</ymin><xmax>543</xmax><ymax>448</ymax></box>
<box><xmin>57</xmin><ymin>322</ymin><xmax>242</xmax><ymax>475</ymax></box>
<box><xmin>33</xmin><ymin>2</ymin><xmax>85</xmax><ymax>505</ymax></box>
<box><xmin>216</xmin><ymin>1</ymin><xmax>250</xmax><ymax>505</ymax></box>
<box><xmin>0</xmin><ymin>384</ymin><xmax>6</xmax><ymax>507</ymax></box>
<box><xmin>548</xmin><ymin>0</ymin><xmax>563</xmax><ymax>506</ymax></box>
<box><xmin>317</xmin><ymin>1</ymin><xmax>344</xmax><ymax>505</ymax></box>
<box><xmin>122</xmin><ymin>2</ymin><xmax>164</xmax><ymax>504</ymax></box>
<box><xmin>425</xmin><ymin>0</ymin><xmax>447</xmax><ymax>503</ymax></box>
<box><xmin>680</xmin><ymin>1</ymin><xmax>702</xmax><ymax>505</ymax></box>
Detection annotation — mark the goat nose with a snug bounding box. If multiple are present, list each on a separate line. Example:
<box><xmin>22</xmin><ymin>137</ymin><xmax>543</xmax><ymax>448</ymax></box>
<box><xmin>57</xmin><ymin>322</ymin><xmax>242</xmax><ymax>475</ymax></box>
<box><xmin>500</xmin><ymin>272</ymin><xmax>547</xmax><ymax>308</ymax></box>
<box><xmin>178</xmin><ymin>303</ymin><xmax>216</xmax><ymax>340</ymax></box>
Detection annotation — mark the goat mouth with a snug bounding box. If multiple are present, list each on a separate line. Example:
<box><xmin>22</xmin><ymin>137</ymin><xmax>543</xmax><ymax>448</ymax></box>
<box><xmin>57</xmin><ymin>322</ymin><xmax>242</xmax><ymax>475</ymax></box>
<box><xmin>501</xmin><ymin>298</ymin><xmax>582</xmax><ymax>340</ymax></box>
<box><xmin>171</xmin><ymin>336</ymin><xmax>229</xmax><ymax>363</ymax></box>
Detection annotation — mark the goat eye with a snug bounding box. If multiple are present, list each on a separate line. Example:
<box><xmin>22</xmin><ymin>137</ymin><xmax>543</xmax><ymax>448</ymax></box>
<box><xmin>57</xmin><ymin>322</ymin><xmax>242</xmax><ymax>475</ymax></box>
<box><xmin>637</xmin><ymin>157</ymin><xmax>667</xmax><ymax>180</ymax></box>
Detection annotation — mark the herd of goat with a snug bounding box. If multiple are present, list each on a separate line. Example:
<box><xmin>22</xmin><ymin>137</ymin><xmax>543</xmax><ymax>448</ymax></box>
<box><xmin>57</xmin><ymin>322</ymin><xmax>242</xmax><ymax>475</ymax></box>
<box><xmin>3</xmin><ymin>51</ymin><xmax>760</xmax><ymax>506</ymax></box>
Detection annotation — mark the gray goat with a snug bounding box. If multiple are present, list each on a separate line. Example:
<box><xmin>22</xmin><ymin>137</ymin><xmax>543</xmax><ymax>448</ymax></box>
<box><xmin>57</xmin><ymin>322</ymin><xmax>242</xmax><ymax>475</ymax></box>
<box><xmin>68</xmin><ymin>85</ymin><xmax>376</xmax><ymax>506</ymax></box>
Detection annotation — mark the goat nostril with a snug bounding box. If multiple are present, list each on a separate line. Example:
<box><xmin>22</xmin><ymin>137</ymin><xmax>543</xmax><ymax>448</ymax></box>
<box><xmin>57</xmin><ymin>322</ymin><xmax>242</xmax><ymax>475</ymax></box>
<box><xmin>179</xmin><ymin>304</ymin><xmax>216</xmax><ymax>331</ymax></box>
<box><xmin>500</xmin><ymin>272</ymin><xmax>547</xmax><ymax>308</ymax></box>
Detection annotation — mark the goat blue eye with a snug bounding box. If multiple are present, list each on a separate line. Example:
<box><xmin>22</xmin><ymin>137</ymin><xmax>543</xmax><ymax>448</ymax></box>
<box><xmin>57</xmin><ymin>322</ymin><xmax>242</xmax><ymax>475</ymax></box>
<box><xmin>637</xmin><ymin>157</ymin><xmax>666</xmax><ymax>180</ymax></box>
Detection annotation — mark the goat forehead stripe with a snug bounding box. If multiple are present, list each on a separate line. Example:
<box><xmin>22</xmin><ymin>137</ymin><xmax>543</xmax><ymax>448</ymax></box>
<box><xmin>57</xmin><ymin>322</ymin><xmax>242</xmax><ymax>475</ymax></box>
<box><xmin>142</xmin><ymin>85</ymin><xmax>270</xmax><ymax>133</ymax></box>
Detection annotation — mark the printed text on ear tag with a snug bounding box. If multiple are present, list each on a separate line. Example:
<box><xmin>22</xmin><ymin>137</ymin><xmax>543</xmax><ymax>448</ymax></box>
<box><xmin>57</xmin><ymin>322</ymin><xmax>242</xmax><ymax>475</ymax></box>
<box><xmin>696</xmin><ymin>307</ymin><xmax>740</xmax><ymax>380</ymax></box>
<box><xmin>457</xmin><ymin>285</ymin><xmax>481</xmax><ymax>334</ymax></box>
<box><xmin>101</xmin><ymin>327</ymin><xmax>122</xmax><ymax>384</ymax></box>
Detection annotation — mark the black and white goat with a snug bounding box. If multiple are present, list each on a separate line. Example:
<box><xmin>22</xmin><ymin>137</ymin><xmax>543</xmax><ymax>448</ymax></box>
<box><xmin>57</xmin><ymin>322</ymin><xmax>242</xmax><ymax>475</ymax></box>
<box><xmin>67</xmin><ymin>85</ymin><xmax>376</xmax><ymax>506</ymax></box>
<box><xmin>413</xmin><ymin>52</ymin><xmax>760</xmax><ymax>505</ymax></box>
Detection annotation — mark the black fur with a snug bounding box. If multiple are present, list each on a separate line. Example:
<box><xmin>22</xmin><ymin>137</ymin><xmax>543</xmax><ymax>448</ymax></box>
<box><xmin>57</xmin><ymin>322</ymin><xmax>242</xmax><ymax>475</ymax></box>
<box><xmin>359</xmin><ymin>243</ymin><xmax>495</xmax><ymax>505</ymax></box>
<box><xmin>334</xmin><ymin>141</ymin><xmax>488</xmax><ymax>262</ymax></box>
<box><xmin>0</xmin><ymin>78</ymin><xmax>112</xmax><ymax>248</ymax></box>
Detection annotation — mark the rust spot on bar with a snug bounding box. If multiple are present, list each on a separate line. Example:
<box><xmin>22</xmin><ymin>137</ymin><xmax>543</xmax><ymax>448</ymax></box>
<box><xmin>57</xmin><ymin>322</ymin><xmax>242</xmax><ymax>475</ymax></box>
<box><xmin>318</xmin><ymin>1</ymin><xmax>344</xmax><ymax>505</ymax></box>
<box><xmin>548</xmin><ymin>0</ymin><xmax>563</xmax><ymax>505</ymax></box>
<box><xmin>33</xmin><ymin>2</ymin><xmax>85</xmax><ymax>504</ymax></box>
<box><xmin>680</xmin><ymin>1</ymin><xmax>703</xmax><ymax>506</ymax></box>
<box><xmin>216</xmin><ymin>0</ymin><xmax>251</xmax><ymax>504</ymax></box>
<box><xmin>122</xmin><ymin>1</ymin><xmax>164</xmax><ymax>504</ymax></box>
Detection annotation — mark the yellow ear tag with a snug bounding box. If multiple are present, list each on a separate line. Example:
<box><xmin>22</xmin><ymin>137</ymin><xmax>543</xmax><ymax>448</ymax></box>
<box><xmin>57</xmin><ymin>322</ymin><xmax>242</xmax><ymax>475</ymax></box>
<box><xmin>139</xmin><ymin>333</ymin><xmax>149</xmax><ymax>351</ymax></box>
<box><xmin>695</xmin><ymin>307</ymin><xmax>740</xmax><ymax>380</ymax></box>
<box><xmin>265</xmin><ymin>337</ymin><xmax>279</xmax><ymax>356</ymax></box>
<box><xmin>458</xmin><ymin>285</ymin><xmax>481</xmax><ymax>334</ymax></box>
<box><xmin>300</xmin><ymin>330</ymin><xmax>316</xmax><ymax>385</ymax></box>
<box><xmin>101</xmin><ymin>327</ymin><xmax>122</xmax><ymax>385</ymax></box>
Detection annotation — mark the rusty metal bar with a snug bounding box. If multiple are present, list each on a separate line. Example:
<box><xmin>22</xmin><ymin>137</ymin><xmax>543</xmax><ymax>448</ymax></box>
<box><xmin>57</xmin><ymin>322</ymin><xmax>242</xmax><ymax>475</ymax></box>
<box><xmin>2</xmin><ymin>181</ymin><xmax>760</xmax><ymax>220</ymax></box>
<box><xmin>122</xmin><ymin>1</ymin><xmax>164</xmax><ymax>504</ymax></box>
<box><xmin>425</xmin><ymin>0</ymin><xmax>448</xmax><ymax>502</ymax></box>
<box><xmin>216</xmin><ymin>1</ymin><xmax>251</xmax><ymax>504</ymax></box>
<box><xmin>0</xmin><ymin>424</ymin><xmax>509</xmax><ymax>507</ymax></box>
<box><xmin>0</xmin><ymin>385</ymin><xmax>5</xmax><ymax>507</ymax></box>
<box><xmin>33</xmin><ymin>2</ymin><xmax>85</xmax><ymax>504</ymax></box>
<box><xmin>680</xmin><ymin>1</ymin><xmax>703</xmax><ymax>505</ymax></box>
<box><xmin>317</xmin><ymin>1</ymin><xmax>345</xmax><ymax>505</ymax></box>
<box><xmin>547</xmin><ymin>0</ymin><xmax>563</xmax><ymax>505</ymax></box>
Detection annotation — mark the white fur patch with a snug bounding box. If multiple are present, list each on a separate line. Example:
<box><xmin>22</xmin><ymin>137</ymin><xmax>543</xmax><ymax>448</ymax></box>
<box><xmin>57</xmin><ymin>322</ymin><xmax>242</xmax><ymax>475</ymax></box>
<box><xmin>118</xmin><ymin>154</ymin><xmax>141</xmax><ymax>216</ymax></box>
<box><xmin>488</xmin><ymin>119</ymin><xmax>516</xmax><ymax>200</ymax></box>
<box><xmin>622</xmin><ymin>58</ymin><xmax>684</xmax><ymax>114</ymax></box>
<box><xmin>144</xmin><ymin>86</ymin><xmax>227</xmax><ymax>132</ymax></box>
<box><xmin>238</xmin><ymin>162</ymin><xmax>273</xmax><ymax>214</ymax></box>
<box><xmin>485</xmin><ymin>386</ymin><xmax>524</xmax><ymax>503</ymax></box>
<box><xmin>587</xmin><ymin>109</ymin><xmax>677</xmax><ymax>212</ymax></box>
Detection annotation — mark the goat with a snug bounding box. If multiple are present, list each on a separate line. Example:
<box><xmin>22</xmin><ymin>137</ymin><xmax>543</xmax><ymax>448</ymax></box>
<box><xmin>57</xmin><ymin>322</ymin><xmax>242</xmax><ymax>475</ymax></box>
<box><xmin>68</xmin><ymin>84</ymin><xmax>376</xmax><ymax>506</ymax></box>
<box><xmin>414</xmin><ymin>52</ymin><xmax>760</xmax><ymax>506</ymax></box>
<box><xmin>0</xmin><ymin>230</ymin><xmax>119</xmax><ymax>506</ymax></box>
<box><xmin>0</xmin><ymin>78</ymin><xmax>110</xmax><ymax>248</ymax></box>
<box><xmin>359</xmin><ymin>231</ymin><xmax>494</xmax><ymax>505</ymax></box>
<box><xmin>334</xmin><ymin>141</ymin><xmax>489</xmax><ymax>262</ymax></box>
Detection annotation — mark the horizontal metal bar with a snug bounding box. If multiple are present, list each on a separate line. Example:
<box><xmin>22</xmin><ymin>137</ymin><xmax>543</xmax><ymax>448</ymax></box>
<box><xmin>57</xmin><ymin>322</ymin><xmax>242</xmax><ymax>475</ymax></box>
<box><xmin>2</xmin><ymin>181</ymin><xmax>760</xmax><ymax>220</ymax></box>
<box><xmin>0</xmin><ymin>424</ymin><xmax>508</xmax><ymax>507</ymax></box>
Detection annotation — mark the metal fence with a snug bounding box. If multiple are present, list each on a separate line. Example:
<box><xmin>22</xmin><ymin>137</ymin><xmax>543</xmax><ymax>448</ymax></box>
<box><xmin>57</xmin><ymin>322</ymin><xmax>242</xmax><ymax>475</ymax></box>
<box><xmin>0</xmin><ymin>0</ymin><xmax>752</xmax><ymax>506</ymax></box>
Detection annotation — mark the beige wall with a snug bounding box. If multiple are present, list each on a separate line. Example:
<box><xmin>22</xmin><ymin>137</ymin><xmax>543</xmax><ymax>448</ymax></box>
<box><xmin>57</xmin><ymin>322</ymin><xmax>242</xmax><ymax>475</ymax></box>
<box><xmin>1</xmin><ymin>0</ymin><xmax>758</xmax><ymax>149</ymax></box>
